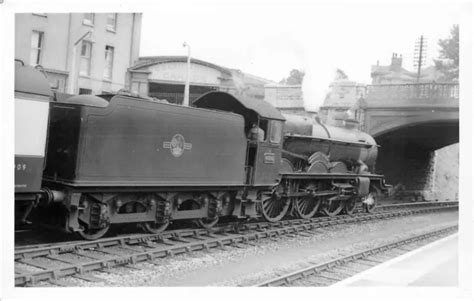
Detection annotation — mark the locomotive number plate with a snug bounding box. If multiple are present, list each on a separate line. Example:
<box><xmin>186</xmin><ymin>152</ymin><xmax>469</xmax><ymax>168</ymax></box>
<box><xmin>264</xmin><ymin>152</ymin><xmax>275</xmax><ymax>164</ymax></box>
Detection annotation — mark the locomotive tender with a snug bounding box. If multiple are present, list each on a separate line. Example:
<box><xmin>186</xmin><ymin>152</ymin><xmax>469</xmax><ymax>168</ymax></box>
<box><xmin>15</xmin><ymin>63</ymin><xmax>389</xmax><ymax>240</ymax></box>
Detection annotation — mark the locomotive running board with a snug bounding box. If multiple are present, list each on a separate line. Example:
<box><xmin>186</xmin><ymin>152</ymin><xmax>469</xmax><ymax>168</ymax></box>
<box><xmin>280</xmin><ymin>172</ymin><xmax>386</xmax><ymax>180</ymax></box>
<box><xmin>284</xmin><ymin>190</ymin><xmax>339</xmax><ymax>198</ymax></box>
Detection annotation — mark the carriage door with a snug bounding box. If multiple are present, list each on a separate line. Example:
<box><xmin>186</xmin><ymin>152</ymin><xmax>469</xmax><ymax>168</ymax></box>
<box><xmin>253</xmin><ymin>119</ymin><xmax>283</xmax><ymax>186</ymax></box>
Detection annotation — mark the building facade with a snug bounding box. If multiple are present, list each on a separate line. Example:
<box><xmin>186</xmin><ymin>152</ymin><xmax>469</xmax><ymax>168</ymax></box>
<box><xmin>263</xmin><ymin>83</ymin><xmax>307</xmax><ymax>115</ymax></box>
<box><xmin>371</xmin><ymin>53</ymin><xmax>442</xmax><ymax>84</ymax></box>
<box><xmin>128</xmin><ymin>56</ymin><xmax>272</xmax><ymax>104</ymax></box>
<box><xmin>319</xmin><ymin>79</ymin><xmax>366</xmax><ymax>126</ymax></box>
<box><xmin>15</xmin><ymin>13</ymin><xmax>142</xmax><ymax>95</ymax></box>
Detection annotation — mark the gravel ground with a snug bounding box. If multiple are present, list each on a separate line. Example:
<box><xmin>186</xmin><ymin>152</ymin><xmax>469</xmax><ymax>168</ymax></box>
<box><xmin>36</xmin><ymin>210</ymin><xmax>457</xmax><ymax>287</ymax></box>
<box><xmin>288</xmin><ymin>234</ymin><xmax>449</xmax><ymax>286</ymax></box>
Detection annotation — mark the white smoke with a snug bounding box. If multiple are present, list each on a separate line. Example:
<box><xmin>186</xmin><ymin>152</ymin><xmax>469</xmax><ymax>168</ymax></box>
<box><xmin>299</xmin><ymin>41</ymin><xmax>338</xmax><ymax>113</ymax></box>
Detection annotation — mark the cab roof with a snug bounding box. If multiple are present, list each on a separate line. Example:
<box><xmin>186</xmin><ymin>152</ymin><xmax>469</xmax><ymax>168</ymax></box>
<box><xmin>193</xmin><ymin>91</ymin><xmax>285</xmax><ymax>121</ymax></box>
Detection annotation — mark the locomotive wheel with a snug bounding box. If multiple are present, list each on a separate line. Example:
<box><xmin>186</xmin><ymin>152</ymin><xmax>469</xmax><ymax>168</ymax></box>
<box><xmin>261</xmin><ymin>194</ymin><xmax>290</xmax><ymax>222</ymax></box>
<box><xmin>343</xmin><ymin>197</ymin><xmax>357</xmax><ymax>215</ymax></box>
<box><xmin>293</xmin><ymin>183</ymin><xmax>321</xmax><ymax>219</ymax></box>
<box><xmin>77</xmin><ymin>223</ymin><xmax>110</xmax><ymax>240</ymax></box>
<box><xmin>196</xmin><ymin>216</ymin><xmax>219</xmax><ymax>229</ymax></box>
<box><xmin>293</xmin><ymin>196</ymin><xmax>321</xmax><ymax>219</ymax></box>
<box><xmin>186</xmin><ymin>199</ymin><xmax>220</xmax><ymax>230</ymax></box>
<box><xmin>143</xmin><ymin>220</ymin><xmax>169</xmax><ymax>234</ymax></box>
<box><xmin>321</xmin><ymin>199</ymin><xmax>344</xmax><ymax>217</ymax></box>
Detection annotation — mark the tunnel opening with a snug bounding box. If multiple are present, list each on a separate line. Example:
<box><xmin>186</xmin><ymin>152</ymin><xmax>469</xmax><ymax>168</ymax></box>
<box><xmin>374</xmin><ymin>121</ymin><xmax>459</xmax><ymax>202</ymax></box>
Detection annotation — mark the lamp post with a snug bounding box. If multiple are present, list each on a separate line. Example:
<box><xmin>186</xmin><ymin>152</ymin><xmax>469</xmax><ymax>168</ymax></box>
<box><xmin>67</xmin><ymin>30</ymin><xmax>93</xmax><ymax>94</ymax></box>
<box><xmin>183</xmin><ymin>42</ymin><xmax>191</xmax><ymax>106</ymax></box>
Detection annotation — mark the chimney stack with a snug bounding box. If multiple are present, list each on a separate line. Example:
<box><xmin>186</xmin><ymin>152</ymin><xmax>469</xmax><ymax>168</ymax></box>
<box><xmin>390</xmin><ymin>53</ymin><xmax>403</xmax><ymax>71</ymax></box>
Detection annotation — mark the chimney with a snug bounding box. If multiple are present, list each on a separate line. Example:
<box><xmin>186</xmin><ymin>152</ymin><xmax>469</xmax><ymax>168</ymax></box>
<box><xmin>390</xmin><ymin>53</ymin><xmax>403</xmax><ymax>71</ymax></box>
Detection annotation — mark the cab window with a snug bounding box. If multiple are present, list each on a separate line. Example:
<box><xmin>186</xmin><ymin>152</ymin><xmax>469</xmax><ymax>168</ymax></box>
<box><xmin>270</xmin><ymin>120</ymin><xmax>282</xmax><ymax>144</ymax></box>
<box><xmin>259</xmin><ymin>119</ymin><xmax>268</xmax><ymax>141</ymax></box>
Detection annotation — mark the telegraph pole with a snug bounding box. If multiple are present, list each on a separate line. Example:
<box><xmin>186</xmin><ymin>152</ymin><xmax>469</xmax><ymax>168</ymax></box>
<box><xmin>413</xmin><ymin>35</ymin><xmax>427</xmax><ymax>82</ymax></box>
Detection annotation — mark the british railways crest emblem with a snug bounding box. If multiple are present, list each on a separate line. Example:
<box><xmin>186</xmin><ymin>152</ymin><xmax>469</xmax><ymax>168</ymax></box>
<box><xmin>163</xmin><ymin>134</ymin><xmax>192</xmax><ymax>157</ymax></box>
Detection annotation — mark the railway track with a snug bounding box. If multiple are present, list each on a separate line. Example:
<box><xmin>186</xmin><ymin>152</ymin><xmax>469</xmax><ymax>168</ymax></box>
<box><xmin>254</xmin><ymin>224</ymin><xmax>458</xmax><ymax>287</ymax></box>
<box><xmin>15</xmin><ymin>201</ymin><xmax>457</xmax><ymax>286</ymax></box>
<box><xmin>14</xmin><ymin>201</ymin><xmax>455</xmax><ymax>249</ymax></box>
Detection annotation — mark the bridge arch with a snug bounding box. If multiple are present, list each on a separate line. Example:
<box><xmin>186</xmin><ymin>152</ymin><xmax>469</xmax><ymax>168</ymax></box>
<box><xmin>373</xmin><ymin>119</ymin><xmax>458</xmax><ymax>201</ymax></box>
<box><xmin>374</xmin><ymin>119</ymin><xmax>459</xmax><ymax>151</ymax></box>
<box><xmin>359</xmin><ymin>83</ymin><xmax>459</xmax><ymax>202</ymax></box>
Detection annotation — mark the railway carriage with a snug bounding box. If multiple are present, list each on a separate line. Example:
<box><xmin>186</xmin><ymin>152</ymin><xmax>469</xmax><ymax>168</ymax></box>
<box><xmin>14</xmin><ymin>61</ymin><xmax>53</xmax><ymax>225</ymax></box>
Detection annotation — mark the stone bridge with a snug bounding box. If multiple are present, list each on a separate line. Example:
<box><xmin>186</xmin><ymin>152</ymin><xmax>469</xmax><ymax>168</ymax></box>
<box><xmin>358</xmin><ymin>83</ymin><xmax>459</xmax><ymax>201</ymax></box>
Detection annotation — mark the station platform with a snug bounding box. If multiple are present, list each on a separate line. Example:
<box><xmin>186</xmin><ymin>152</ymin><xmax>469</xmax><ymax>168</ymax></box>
<box><xmin>332</xmin><ymin>232</ymin><xmax>458</xmax><ymax>286</ymax></box>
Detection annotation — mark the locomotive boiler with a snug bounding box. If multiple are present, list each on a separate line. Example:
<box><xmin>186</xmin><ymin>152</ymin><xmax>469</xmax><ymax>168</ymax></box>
<box><xmin>281</xmin><ymin>114</ymin><xmax>378</xmax><ymax>173</ymax></box>
<box><xmin>15</xmin><ymin>65</ymin><xmax>389</xmax><ymax>240</ymax></box>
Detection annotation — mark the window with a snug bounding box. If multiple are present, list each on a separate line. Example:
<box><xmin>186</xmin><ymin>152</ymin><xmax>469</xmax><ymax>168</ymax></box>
<box><xmin>104</xmin><ymin>46</ymin><xmax>114</xmax><ymax>79</ymax></box>
<box><xmin>30</xmin><ymin>31</ymin><xmax>44</xmax><ymax>65</ymax></box>
<box><xmin>79</xmin><ymin>88</ymin><xmax>92</xmax><ymax>95</ymax></box>
<box><xmin>106</xmin><ymin>13</ymin><xmax>117</xmax><ymax>31</ymax></box>
<box><xmin>270</xmin><ymin>121</ymin><xmax>282</xmax><ymax>144</ymax></box>
<box><xmin>83</xmin><ymin>13</ymin><xmax>94</xmax><ymax>25</ymax></box>
<box><xmin>79</xmin><ymin>41</ymin><xmax>92</xmax><ymax>76</ymax></box>
<box><xmin>259</xmin><ymin>119</ymin><xmax>268</xmax><ymax>141</ymax></box>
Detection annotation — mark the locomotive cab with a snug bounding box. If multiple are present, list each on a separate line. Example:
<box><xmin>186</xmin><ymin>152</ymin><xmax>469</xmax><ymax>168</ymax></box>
<box><xmin>193</xmin><ymin>92</ymin><xmax>285</xmax><ymax>186</ymax></box>
<box><xmin>246</xmin><ymin>117</ymin><xmax>285</xmax><ymax>186</ymax></box>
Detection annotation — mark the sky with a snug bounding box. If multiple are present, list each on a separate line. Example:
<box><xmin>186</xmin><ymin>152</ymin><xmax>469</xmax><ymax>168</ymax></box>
<box><xmin>138</xmin><ymin>1</ymin><xmax>464</xmax><ymax>110</ymax></box>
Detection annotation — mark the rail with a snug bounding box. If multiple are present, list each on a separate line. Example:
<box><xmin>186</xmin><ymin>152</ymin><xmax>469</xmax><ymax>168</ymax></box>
<box><xmin>15</xmin><ymin>201</ymin><xmax>458</xmax><ymax>286</ymax></box>
<box><xmin>255</xmin><ymin>224</ymin><xmax>458</xmax><ymax>287</ymax></box>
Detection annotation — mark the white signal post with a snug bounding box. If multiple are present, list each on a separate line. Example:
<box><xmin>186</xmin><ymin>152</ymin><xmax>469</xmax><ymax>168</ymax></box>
<box><xmin>183</xmin><ymin>42</ymin><xmax>191</xmax><ymax>106</ymax></box>
<box><xmin>67</xmin><ymin>30</ymin><xmax>93</xmax><ymax>94</ymax></box>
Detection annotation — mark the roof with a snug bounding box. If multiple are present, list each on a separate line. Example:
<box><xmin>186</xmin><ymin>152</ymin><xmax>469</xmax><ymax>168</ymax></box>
<box><xmin>193</xmin><ymin>91</ymin><xmax>285</xmax><ymax>120</ymax></box>
<box><xmin>371</xmin><ymin>64</ymin><xmax>442</xmax><ymax>82</ymax></box>
<box><xmin>58</xmin><ymin>94</ymin><xmax>109</xmax><ymax>107</ymax></box>
<box><xmin>130</xmin><ymin>56</ymin><xmax>232</xmax><ymax>75</ymax></box>
<box><xmin>230</xmin><ymin>69</ymin><xmax>274</xmax><ymax>85</ymax></box>
<box><xmin>15</xmin><ymin>63</ymin><xmax>53</xmax><ymax>98</ymax></box>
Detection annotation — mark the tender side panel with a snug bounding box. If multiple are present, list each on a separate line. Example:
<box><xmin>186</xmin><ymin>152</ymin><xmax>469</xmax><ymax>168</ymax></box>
<box><xmin>70</xmin><ymin>99</ymin><xmax>247</xmax><ymax>186</ymax></box>
<box><xmin>15</xmin><ymin>97</ymin><xmax>49</xmax><ymax>193</ymax></box>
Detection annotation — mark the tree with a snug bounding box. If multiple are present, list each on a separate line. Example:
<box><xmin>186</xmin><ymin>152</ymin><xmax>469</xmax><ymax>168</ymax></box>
<box><xmin>334</xmin><ymin>68</ymin><xmax>349</xmax><ymax>80</ymax></box>
<box><xmin>434</xmin><ymin>24</ymin><xmax>459</xmax><ymax>82</ymax></box>
<box><xmin>279</xmin><ymin>69</ymin><xmax>305</xmax><ymax>85</ymax></box>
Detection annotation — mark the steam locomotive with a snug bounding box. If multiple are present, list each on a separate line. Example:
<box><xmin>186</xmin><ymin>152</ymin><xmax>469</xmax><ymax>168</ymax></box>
<box><xmin>15</xmin><ymin>62</ymin><xmax>390</xmax><ymax>240</ymax></box>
